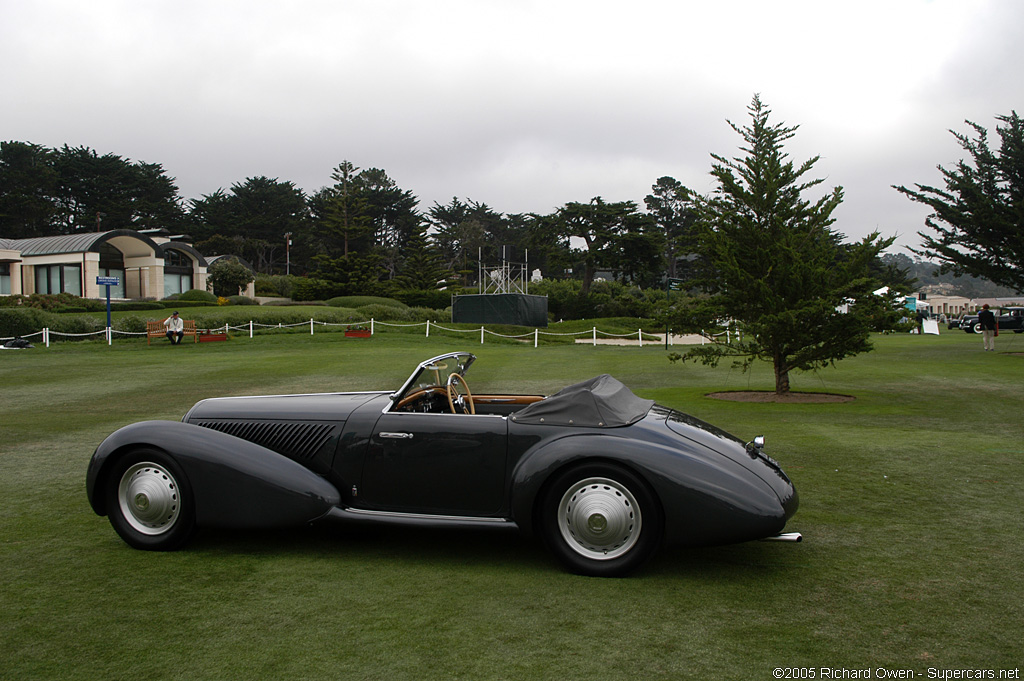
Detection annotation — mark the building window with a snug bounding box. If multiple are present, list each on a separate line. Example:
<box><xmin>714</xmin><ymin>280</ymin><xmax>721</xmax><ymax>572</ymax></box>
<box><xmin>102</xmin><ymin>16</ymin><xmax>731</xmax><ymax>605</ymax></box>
<box><xmin>163</xmin><ymin>273</ymin><xmax>192</xmax><ymax>296</ymax></box>
<box><xmin>0</xmin><ymin>263</ymin><xmax>10</xmax><ymax>295</ymax></box>
<box><xmin>164</xmin><ymin>249</ymin><xmax>194</xmax><ymax>296</ymax></box>
<box><xmin>164</xmin><ymin>249</ymin><xmax>192</xmax><ymax>268</ymax></box>
<box><xmin>34</xmin><ymin>264</ymin><xmax>82</xmax><ymax>296</ymax></box>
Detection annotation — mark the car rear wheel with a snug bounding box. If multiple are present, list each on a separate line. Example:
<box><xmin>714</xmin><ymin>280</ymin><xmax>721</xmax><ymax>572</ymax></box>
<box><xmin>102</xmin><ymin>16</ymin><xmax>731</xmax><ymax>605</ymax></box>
<box><xmin>541</xmin><ymin>463</ymin><xmax>661</xmax><ymax>577</ymax></box>
<box><xmin>105</xmin><ymin>449</ymin><xmax>195</xmax><ymax>551</ymax></box>
<box><xmin>972</xmin><ymin>323</ymin><xmax>983</xmax><ymax>334</ymax></box>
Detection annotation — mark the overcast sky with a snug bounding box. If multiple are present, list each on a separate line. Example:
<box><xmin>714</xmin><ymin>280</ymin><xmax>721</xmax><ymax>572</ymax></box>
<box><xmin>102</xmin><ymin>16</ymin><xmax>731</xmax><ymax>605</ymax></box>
<box><xmin>3</xmin><ymin>0</ymin><xmax>1022</xmax><ymax>252</ymax></box>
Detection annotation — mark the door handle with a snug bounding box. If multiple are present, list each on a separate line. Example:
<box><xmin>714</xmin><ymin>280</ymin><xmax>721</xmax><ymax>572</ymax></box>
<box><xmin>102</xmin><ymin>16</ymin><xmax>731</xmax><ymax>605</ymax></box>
<box><xmin>378</xmin><ymin>432</ymin><xmax>414</xmax><ymax>440</ymax></box>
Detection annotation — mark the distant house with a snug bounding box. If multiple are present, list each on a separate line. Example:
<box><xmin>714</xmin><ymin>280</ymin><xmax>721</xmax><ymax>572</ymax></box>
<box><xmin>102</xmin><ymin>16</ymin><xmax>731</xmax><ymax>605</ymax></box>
<box><xmin>0</xmin><ymin>229</ymin><xmax>207</xmax><ymax>300</ymax></box>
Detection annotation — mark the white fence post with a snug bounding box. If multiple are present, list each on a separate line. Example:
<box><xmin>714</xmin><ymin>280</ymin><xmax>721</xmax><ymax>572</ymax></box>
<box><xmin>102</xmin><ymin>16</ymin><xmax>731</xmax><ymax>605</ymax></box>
<box><xmin>426</xmin><ymin>320</ymin><xmax>430</xmax><ymax>338</ymax></box>
<box><xmin>593</xmin><ymin>327</ymin><xmax>597</xmax><ymax>346</ymax></box>
<box><xmin>44</xmin><ymin>328</ymin><xmax>49</xmax><ymax>347</ymax></box>
<box><xmin>534</xmin><ymin>328</ymin><xmax>538</xmax><ymax>348</ymax></box>
<box><xmin>249</xmin><ymin>320</ymin><xmax>253</xmax><ymax>338</ymax></box>
<box><xmin>480</xmin><ymin>326</ymin><xmax>485</xmax><ymax>344</ymax></box>
<box><xmin>371</xmin><ymin>318</ymin><xmax>375</xmax><ymax>335</ymax></box>
<box><xmin>310</xmin><ymin>318</ymin><xmax>314</xmax><ymax>335</ymax></box>
<box><xmin>107</xmin><ymin>327</ymin><xmax>112</xmax><ymax>346</ymax></box>
<box><xmin>638</xmin><ymin>329</ymin><xmax>642</xmax><ymax>348</ymax></box>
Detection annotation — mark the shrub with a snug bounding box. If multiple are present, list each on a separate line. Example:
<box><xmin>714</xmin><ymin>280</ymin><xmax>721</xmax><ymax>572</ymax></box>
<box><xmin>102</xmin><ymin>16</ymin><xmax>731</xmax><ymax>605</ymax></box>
<box><xmin>0</xmin><ymin>308</ymin><xmax>49</xmax><ymax>338</ymax></box>
<box><xmin>228</xmin><ymin>295</ymin><xmax>258</xmax><ymax>306</ymax></box>
<box><xmin>355</xmin><ymin>303</ymin><xmax>418</xmax><ymax>322</ymax></box>
<box><xmin>393</xmin><ymin>289</ymin><xmax>453</xmax><ymax>309</ymax></box>
<box><xmin>175</xmin><ymin>289</ymin><xmax>218</xmax><ymax>302</ymax></box>
<box><xmin>113</xmin><ymin>316</ymin><xmax>149</xmax><ymax>334</ymax></box>
<box><xmin>406</xmin><ymin>306</ymin><xmax>445</xmax><ymax>322</ymax></box>
<box><xmin>530</xmin><ymin>279</ymin><xmax>672</xmax><ymax>321</ymax></box>
<box><xmin>162</xmin><ymin>301</ymin><xmax>219</xmax><ymax>309</ymax></box>
<box><xmin>292</xmin><ymin>278</ymin><xmax>344</xmax><ymax>302</ymax></box>
<box><xmin>111</xmin><ymin>302</ymin><xmax>166</xmax><ymax>311</ymax></box>
<box><xmin>46</xmin><ymin>314</ymin><xmax>105</xmax><ymax>337</ymax></box>
<box><xmin>0</xmin><ymin>293</ymin><xmax>106</xmax><ymax>312</ymax></box>
<box><xmin>261</xmin><ymin>299</ymin><xmax>325</xmax><ymax>306</ymax></box>
<box><xmin>326</xmin><ymin>295</ymin><xmax>408</xmax><ymax>309</ymax></box>
<box><xmin>254</xmin><ymin>274</ymin><xmax>297</xmax><ymax>298</ymax></box>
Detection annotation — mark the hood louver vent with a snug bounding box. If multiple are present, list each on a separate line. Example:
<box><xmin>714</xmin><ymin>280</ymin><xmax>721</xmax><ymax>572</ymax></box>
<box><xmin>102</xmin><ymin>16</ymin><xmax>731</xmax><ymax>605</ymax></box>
<box><xmin>193</xmin><ymin>420</ymin><xmax>335</xmax><ymax>460</ymax></box>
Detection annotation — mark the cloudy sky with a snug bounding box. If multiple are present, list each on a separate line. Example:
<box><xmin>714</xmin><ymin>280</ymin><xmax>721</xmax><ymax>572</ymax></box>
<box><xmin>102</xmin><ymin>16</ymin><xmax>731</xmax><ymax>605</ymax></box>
<box><xmin>3</xmin><ymin>0</ymin><xmax>1022</xmax><ymax>251</ymax></box>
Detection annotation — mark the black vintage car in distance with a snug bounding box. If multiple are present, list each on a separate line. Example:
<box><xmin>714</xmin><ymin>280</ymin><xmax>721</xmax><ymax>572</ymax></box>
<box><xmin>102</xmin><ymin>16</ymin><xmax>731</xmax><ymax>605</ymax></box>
<box><xmin>957</xmin><ymin>307</ymin><xmax>1024</xmax><ymax>334</ymax></box>
<box><xmin>86</xmin><ymin>352</ymin><xmax>800</xmax><ymax>576</ymax></box>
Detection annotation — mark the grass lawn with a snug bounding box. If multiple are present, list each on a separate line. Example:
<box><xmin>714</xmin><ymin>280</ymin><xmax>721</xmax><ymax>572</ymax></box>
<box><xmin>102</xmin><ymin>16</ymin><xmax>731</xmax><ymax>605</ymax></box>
<box><xmin>1</xmin><ymin>330</ymin><xmax>1022</xmax><ymax>679</ymax></box>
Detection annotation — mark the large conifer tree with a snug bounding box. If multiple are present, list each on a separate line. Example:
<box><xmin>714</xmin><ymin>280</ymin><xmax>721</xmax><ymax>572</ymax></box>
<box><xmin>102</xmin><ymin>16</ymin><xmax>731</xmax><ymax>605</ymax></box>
<box><xmin>671</xmin><ymin>96</ymin><xmax>893</xmax><ymax>394</ymax></box>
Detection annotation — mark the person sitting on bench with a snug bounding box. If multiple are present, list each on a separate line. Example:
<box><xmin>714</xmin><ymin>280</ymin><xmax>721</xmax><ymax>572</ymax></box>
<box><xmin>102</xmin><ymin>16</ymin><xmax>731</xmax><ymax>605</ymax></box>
<box><xmin>164</xmin><ymin>311</ymin><xmax>184</xmax><ymax>345</ymax></box>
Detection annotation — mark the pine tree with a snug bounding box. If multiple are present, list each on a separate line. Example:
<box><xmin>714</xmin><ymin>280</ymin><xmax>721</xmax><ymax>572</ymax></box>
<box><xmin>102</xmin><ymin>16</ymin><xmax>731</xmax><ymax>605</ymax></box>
<box><xmin>894</xmin><ymin>111</ymin><xmax>1024</xmax><ymax>293</ymax></box>
<box><xmin>670</xmin><ymin>96</ymin><xmax>893</xmax><ymax>394</ymax></box>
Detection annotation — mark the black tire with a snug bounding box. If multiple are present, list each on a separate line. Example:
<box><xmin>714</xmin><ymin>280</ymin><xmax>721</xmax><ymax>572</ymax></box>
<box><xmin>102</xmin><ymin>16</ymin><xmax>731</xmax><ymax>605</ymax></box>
<box><xmin>540</xmin><ymin>463</ymin><xmax>662</xmax><ymax>577</ymax></box>
<box><xmin>972</xmin><ymin>323</ymin><xmax>983</xmax><ymax>334</ymax></box>
<box><xmin>105</xmin><ymin>448</ymin><xmax>196</xmax><ymax>551</ymax></box>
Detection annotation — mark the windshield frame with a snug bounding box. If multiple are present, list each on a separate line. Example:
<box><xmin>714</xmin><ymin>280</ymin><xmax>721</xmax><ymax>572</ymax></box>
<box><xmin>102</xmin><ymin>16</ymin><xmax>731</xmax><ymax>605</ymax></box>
<box><xmin>387</xmin><ymin>352</ymin><xmax>476</xmax><ymax>412</ymax></box>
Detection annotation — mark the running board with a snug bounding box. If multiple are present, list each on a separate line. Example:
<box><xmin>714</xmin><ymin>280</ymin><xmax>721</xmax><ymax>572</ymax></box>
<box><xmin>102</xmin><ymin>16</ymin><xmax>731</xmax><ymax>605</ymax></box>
<box><xmin>323</xmin><ymin>506</ymin><xmax>520</xmax><ymax>531</ymax></box>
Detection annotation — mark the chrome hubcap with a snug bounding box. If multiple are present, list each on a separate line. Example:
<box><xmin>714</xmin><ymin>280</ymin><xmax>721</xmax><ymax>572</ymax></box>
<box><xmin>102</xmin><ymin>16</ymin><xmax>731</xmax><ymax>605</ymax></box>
<box><xmin>118</xmin><ymin>462</ymin><xmax>180</xmax><ymax>535</ymax></box>
<box><xmin>557</xmin><ymin>477</ymin><xmax>641</xmax><ymax>560</ymax></box>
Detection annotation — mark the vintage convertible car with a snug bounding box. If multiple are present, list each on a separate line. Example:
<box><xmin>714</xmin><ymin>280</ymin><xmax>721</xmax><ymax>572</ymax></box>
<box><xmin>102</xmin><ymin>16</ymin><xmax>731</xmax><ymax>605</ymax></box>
<box><xmin>86</xmin><ymin>352</ymin><xmax>799</xmax><ymax>576</ymax></box>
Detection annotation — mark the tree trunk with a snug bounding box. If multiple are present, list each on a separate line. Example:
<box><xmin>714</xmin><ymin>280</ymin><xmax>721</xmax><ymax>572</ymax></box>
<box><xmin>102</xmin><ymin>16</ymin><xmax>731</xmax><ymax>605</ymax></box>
<box><xmin>581</xmin><ymin>260</ymin><xmax>595</xmax><ymax>295</ymax></box>
<box><xmin>774</xmin><ymin>358</ymin><xmax>791</xmax><ymax>395</ymax></box>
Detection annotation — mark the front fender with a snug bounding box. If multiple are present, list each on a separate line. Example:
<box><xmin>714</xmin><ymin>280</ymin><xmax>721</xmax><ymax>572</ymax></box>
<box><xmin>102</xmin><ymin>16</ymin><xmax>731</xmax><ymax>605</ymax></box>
<box><xmin>87</xmin><ymin>420</ymin><xmax>341</xmax><ymax>529</ymax></box>
<box><xmin>509</xmin><ymin>432</ymin><xmax>790</xmax><ymax>546</ymax></box>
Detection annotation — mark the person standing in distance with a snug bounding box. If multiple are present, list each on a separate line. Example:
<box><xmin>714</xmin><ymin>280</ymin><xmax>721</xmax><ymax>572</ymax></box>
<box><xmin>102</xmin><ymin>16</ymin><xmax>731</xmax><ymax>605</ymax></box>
<box><xmin>978</xmin><ymin>304</ymin><xmax>998</xmax><ymax>351</ymax></box>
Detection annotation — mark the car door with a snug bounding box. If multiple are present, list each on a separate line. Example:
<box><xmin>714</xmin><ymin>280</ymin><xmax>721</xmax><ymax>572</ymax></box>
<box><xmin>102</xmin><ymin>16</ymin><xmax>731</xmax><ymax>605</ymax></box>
<box><xmin>360</xmin><ymin>411</ymin><xmax>508</xmax><ymax>516</ymax></box>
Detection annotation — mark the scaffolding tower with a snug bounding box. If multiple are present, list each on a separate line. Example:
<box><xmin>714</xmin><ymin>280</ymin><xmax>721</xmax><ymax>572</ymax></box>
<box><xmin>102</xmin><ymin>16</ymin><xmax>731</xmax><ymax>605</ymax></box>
<box><xmin>478</xmin><ymin>246</ymin><xmax>528</xmax><ymax>295</ymax></box>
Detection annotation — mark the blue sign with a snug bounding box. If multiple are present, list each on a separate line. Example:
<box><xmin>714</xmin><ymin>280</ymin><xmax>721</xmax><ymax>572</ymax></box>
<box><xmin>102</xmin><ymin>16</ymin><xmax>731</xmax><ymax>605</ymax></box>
<box><xmin>96</xmin><ymin>276</ymin><xmax>119</xmax><ymax>329</ymax></box>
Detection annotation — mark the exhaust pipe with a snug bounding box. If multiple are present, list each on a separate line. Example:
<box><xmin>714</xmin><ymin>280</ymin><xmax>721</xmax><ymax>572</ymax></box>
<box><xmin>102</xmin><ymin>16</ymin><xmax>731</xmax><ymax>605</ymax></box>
<box><xmin>762</xmin><ymin>532</ymin><xmax>802</xmax><ymax>542</ymax></box>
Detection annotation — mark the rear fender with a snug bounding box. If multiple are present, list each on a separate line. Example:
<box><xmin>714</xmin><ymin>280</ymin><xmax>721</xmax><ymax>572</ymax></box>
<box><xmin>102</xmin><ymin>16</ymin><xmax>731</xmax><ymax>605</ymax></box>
<box><xmin>87</xmin><ymin>421</ymin><xmax>341</xmax><ymax>529</ymax></box>
<box><xmin>509</xmin><ymin>433</ymin><xmax>787</xmax><ymax>545</ymax></box>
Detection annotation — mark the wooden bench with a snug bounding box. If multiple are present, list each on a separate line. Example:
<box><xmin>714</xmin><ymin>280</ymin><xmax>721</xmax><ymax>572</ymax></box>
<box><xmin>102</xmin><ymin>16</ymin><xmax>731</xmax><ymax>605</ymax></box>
<box><xmin>147</xmin><ymin>319</ymin><xmax>197</xmax><ymax>345</ymax></box>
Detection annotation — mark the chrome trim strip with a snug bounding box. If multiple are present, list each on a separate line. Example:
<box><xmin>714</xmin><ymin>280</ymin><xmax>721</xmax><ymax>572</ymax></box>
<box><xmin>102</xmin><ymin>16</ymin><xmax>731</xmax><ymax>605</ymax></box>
<box><xmin>199</xmin><ymin>390</ymin><xmax>390</xmax><ymax>401</ymax></box>
<box><xmin>343</xmin><ymin>508</ymin><xmax>511</xmax><ymax>523</ymax></box>
<box><xmin>378</xmin><ymin>411</ymin><xmax>506</xmax><ymax>419</ymax></box>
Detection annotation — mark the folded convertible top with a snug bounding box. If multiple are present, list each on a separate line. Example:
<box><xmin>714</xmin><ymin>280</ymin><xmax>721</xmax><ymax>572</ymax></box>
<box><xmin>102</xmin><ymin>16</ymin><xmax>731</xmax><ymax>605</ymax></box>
<box><xmin>510</xmin><ymin>374</ymin><xmax>654</xmax><ymax>428</ymax></box>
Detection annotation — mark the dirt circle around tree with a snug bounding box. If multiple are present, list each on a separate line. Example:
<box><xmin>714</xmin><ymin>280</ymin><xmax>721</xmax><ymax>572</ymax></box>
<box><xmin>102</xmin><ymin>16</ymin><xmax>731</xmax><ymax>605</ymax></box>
<box><xmin>706</xmin><ymin>391</ymin><xmax>856</xmax><ymax>404</ymax></box>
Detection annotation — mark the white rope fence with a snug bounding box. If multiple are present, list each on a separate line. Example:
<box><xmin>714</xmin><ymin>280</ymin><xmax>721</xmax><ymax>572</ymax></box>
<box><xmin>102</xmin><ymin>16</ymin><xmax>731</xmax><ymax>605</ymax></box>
<box><xmin>5</xmin><ymin>317</ymin><xmax>726</xmax><ymax>348</ymax></box>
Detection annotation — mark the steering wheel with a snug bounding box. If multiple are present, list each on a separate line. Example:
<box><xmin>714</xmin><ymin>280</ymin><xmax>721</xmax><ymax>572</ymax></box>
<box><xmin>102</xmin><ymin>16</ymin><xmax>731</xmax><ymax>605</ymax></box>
<box><xmin>446</xmin><ymin>373</ymin><xmax>476</xmax><ymax>414</ymax></box>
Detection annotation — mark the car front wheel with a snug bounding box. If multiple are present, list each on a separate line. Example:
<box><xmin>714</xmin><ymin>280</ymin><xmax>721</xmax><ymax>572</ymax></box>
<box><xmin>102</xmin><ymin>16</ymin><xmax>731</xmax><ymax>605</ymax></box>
<box><xmin>541</xmin><ymin>463</ymin><xmax>662</xmax><ymax>577</ymax></box>
<box><xmin>105</xmin><ymin>449</ymin><xmax>195</xmax><ymax>551</ymax></box>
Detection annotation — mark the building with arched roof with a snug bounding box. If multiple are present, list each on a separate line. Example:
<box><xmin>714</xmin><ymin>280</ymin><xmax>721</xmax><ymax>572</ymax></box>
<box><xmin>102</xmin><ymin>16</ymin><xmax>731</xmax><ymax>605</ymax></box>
<box><xmin>0</xmin><ymin>229</ymin><xmax>208</xmax><ymax>300</ymax></box>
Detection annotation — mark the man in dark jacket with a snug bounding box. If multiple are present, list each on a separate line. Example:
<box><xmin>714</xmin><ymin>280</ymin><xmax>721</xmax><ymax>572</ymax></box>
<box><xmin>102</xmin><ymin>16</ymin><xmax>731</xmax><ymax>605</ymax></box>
<box><xmin>978</xmin><ymin>304</ymin><xmax>998</xmax><ymax>351</ymax></box>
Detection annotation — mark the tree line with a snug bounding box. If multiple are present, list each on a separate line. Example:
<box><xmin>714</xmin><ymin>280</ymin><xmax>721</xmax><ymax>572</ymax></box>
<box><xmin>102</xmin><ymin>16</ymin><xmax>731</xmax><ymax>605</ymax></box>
<box><xmin>0</xmin><ymin>143</ymin><xmax>704</xmax><ymax>297</ymax></box>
